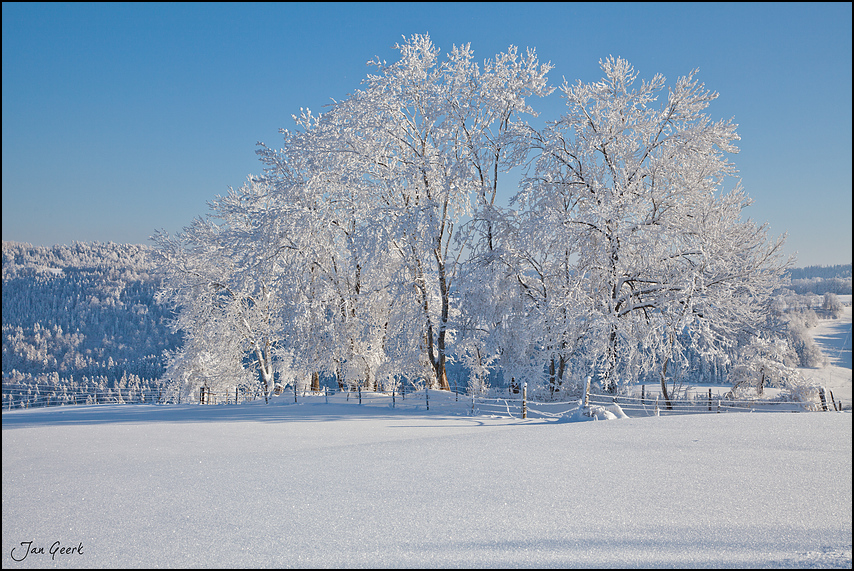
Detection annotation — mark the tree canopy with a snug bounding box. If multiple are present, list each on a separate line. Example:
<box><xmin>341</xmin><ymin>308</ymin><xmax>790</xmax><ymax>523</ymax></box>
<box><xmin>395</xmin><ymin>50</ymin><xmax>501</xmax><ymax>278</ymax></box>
<box><xmin>154</xmin><ymin>35</ymin><xmax>791</xmax><ymax>403</ymax></box>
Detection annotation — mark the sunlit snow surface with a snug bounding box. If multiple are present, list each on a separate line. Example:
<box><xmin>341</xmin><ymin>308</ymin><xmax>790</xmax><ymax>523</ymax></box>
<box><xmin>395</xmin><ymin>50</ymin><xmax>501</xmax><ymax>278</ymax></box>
<box><xmin>2</xmin><ymin>393</ymin><xmax>851</xmax><ymax>569</ymax></box>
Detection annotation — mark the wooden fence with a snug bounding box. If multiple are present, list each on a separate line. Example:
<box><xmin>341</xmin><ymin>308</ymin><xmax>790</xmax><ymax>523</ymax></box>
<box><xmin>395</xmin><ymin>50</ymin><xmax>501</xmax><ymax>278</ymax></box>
<box><xmin>4</xmin><ymin>381</ymin><xmax>846</xmax><ymax>416</ymax></box>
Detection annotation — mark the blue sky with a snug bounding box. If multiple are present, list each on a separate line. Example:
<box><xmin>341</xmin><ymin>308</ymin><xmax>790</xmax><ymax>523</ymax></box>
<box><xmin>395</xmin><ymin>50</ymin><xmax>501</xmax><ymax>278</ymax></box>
<box><xmin>2</xmin><ymin>2</ymin><xmax>851</xmax><ymax>267</ymax></box>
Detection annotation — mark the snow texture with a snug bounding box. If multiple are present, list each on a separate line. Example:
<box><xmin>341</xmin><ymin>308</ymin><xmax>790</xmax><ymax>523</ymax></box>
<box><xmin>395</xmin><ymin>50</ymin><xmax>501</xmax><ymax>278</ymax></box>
<box><xmin>3</xmin><ymin>392</ymin><xmax>851</xmax><ymax>569</ymax></box>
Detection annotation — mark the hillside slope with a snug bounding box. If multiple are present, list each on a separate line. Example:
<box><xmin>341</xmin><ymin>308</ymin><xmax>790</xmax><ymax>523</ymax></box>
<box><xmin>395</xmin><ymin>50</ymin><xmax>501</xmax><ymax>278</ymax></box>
<box><xmin>2</xmin><ymin>241</ymin><xmax>180</xmax><ymax>390</ymax></box>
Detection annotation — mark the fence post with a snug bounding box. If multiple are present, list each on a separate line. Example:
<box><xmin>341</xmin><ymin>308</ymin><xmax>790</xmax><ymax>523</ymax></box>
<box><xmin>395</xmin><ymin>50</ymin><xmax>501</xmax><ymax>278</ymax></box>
<box><xmin>324</xmin><ymin>386</ymin><xmax>328</xmax><ymax>404</ymax></box>
<box><xmin>708</xmin><ymin>388</ymin><xmax>712</xmax><ymax>411</ymax></box>
<box><xmin>717</xmin><ymin>399</ymin><xmax>721</xmax><ymax>414</ymax></box>
<box><xmin>818</xmin><ymin>387</ymin><xmax>828</xmax><ymax>411</ymax></box>
<box><xmin>522</xmin><ymin>382</ymin><xmax>527</xmax><ymax>419</ymax></box>
<box><xmin>583</xmin><ymin>376</ymin><xmax>591</xmax><ymax>408</ymax></box>
<box><xmin>829</xmin><ymin>390</ymin><xmax>840</xmax><ymax>411</ymax></box>
<box><xmin>641</xmin><ymin>384</ymin><xmax>645</xmax><ymax>405</ymax></box>
<box><xmin>426</xmin><ymin>385</ymin><xmax>429</xmax><ymax>410</ymax></box>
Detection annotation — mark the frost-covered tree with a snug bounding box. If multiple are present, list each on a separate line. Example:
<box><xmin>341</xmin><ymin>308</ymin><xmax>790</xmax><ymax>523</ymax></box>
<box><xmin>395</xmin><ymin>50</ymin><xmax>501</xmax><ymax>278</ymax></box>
<box><xmin>519</xmin><ymin>57</ymin><xmax>789</xmax><ymax>405</ymax></box>
<box><xmin>346</xmin><ymin>34</ymin><xmax>552</xmax><ymax>389</ymax></box>
<box><xmin>153</xmin><ymin>177</ymin><xmax>298</xmax><ymax>402</ymax></box>
<box><xmin>256</xmin><ymin>107</ymin><xmax>402</xmax><ymax>392</ymax></box>
<box><xmin>822</xmin><ymin>292</ymin><xmax>844</xmax><ymax>318</ymax></box>
<box><xmin>256</xmin><ymin>34</ymin><xmax>552</xmax><ymax>391</ymax></box>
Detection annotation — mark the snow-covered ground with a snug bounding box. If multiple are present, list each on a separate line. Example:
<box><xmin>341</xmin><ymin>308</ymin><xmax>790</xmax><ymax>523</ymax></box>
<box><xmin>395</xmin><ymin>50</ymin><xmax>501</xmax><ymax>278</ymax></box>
<box><xmin>3</xmin><ymin>387</ymin><xmax>851</xmax><ymax>568</ymax></box>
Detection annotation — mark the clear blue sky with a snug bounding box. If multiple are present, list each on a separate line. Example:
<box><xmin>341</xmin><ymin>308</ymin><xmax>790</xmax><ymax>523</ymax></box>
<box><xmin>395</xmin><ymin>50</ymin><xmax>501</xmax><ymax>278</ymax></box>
<box><xmin>3</xmin><ymin>2</ymin><xmax>851</xmax><ymax>267</ymax></box>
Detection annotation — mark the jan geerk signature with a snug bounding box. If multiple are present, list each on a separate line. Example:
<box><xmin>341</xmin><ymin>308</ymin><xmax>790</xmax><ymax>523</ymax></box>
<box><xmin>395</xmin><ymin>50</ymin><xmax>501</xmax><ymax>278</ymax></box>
<box><xmin>10</xmin><ymin>540</ymin><xmax>84</xmax><ymax>562</ymax></box>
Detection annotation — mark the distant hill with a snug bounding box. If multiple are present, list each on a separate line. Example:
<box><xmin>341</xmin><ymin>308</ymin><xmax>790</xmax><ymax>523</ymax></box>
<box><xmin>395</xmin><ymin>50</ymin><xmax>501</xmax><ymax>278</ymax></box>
<box><xmin>786</xmin><ymin>264</ymin><xmax>851</xmax><ymax>281</ymax></box>
<box><xmin>785</xmin><ymin>264</ymin><xmax>852</xmax><ymax>295</ymax></box>
<box><xmin>2</xmin><ymin>241</ymin><xmax>181</xmax><ymax>391</ymax></box>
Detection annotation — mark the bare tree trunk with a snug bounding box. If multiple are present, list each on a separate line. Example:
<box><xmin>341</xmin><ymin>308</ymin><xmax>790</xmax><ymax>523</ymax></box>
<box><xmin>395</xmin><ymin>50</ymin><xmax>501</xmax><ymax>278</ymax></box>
<box><xmin>255</xmin><ymin>341</ymin><xmax>273</xmax><ymax>404</ymax></box>
<box><xmin>605</xmin><ymin>324</ymin><xmax>619</xmax><ymax>393</ymax></box>
<box><xmin>549</xmin><ymin>358</ymin><xmax>557</xmax><ymax>396</ymax></box>
<box><xmin>659</xmin><ymin>331</ymin><xmax>677</xmax><ymax>410</ymax></box>
<box><xmin>334</xmin><ymin>361</ymin><xmax>345</xmax><ymax>391</ymax></box>
<box><xmin>434</xmin><ymin>250</ymin><xmax>452</xmax><ymax>391</ymax></box>
<box><xmin>660</xmin><ymin>354</ymin><xmax>673</xmax><ymax>411</ymax></box>
<box><xmin>548</xmin><ymin>355</ymin><xmax>566</xmax><ymax>397</ymax></box>
<box><xmin>416</xmin><ymin>260</ymin><xmax>451</xmax><ymax>392</ymax></box>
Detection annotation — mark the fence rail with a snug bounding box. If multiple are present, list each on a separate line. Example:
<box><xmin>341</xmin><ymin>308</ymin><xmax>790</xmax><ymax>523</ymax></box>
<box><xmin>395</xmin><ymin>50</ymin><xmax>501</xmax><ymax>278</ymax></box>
<box><xmin>469</xmin><ymin>381</ymin><xmax>847</xmax><ymax>418</ymax></box>
<box><xmin>586</xmin><ymin>392</ymin><xmax>811</xmax><ymax>416</ymax></box>
<box><xmin>3</xmin><ymin>381</ymin><xmax>846</xmax><ymax>416</ymax></box>
<box><xmin>3</xmin><ymin>383</ymin><xmax>165</xmax><ymax>408</ymax></box>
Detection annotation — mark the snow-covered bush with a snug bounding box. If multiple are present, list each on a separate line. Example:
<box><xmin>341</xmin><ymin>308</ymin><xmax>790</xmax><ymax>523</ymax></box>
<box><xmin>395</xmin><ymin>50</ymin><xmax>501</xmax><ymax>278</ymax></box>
<box><xmin>822</xmin><ymin>292</ymin><xmax>844</xmax><ymax>319</ymax></box>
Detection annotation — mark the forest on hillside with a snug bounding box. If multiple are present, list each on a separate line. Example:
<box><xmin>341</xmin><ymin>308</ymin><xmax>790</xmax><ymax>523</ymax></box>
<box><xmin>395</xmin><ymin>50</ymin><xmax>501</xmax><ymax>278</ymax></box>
<box><xmin>2</xmin><ymin>241</ymin><xmax>181</xmax><ymax>405</ymax></box>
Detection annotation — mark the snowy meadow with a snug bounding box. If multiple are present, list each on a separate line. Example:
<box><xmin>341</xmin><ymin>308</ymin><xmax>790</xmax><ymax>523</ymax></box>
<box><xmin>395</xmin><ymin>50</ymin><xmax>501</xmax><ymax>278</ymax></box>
<box><xmin>3</xmin><ymin>390</ymin><xmax>852</xmax><ymax>569</ymax></box>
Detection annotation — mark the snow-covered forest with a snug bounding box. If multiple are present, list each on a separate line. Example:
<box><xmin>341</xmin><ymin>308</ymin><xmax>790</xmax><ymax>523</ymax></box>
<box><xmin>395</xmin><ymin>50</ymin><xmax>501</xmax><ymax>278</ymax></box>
<box><xmin>787</xmin><ymin>265</ymin><xmax>852</xmax><ymax>295</ymax></box>
<box><xmin>2</xmin><ymin>241</ymin><xmax>180</xmax><ymax>405</ymax></box>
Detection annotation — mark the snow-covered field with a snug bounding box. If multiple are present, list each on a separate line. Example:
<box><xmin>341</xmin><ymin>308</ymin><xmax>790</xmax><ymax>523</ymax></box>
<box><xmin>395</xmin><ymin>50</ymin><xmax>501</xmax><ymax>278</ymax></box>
<box><xmin>2</xmin><ymin>304</ymin><xmax>851</xmax><ymax>569</ymax></box>
<box><xmin>3</xmin><ymin>394</ymin><xmax>851</xmax><ymax>568</ymax></box>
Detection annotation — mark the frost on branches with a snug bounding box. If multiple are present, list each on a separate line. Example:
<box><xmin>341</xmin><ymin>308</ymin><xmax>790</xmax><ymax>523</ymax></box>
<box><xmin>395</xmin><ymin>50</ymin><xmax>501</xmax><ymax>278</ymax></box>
<box><xmin>154</xmin><ymin>38</ymin><xmax>791</xmax><ymax>403</ymax></box>
<box><xmin>516</xmin><ymin>57</ymin><xmax>790</xmax><ymax>406</ymax></box>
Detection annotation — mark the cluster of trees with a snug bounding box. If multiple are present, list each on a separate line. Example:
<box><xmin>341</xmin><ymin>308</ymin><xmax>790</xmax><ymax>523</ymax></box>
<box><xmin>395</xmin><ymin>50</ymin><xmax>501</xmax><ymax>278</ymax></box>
<box><xmin>155</xmin><ymin>35</ymin><xmax>791</xmax><ymax>408</ymax></box>
<box><xmin>2</xmin><ymin>241</ymin><xmax>180</xmax><ymax>401</ymax></box>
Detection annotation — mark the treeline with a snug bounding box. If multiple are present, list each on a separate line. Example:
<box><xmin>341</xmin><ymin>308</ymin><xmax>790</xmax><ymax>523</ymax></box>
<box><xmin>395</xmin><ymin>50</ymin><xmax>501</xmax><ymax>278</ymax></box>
<box><xmin>786</xmin><ymin>264</ymin><xmax>851</xmax><ymax>281</ymax></box>
<box><xmin>2</xmin><ymin>241</ymin><xmax>181</xmax><ymax>400</ymax></box>
<box><xmin>785</xmin><ymin>264</ymin><xmax>852</xmax><ymax>295</ymax></box>
<box><xmin>3</xmin><ymin>369</ymin><xmax>167</xmax><ymax>409</ymax></box>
